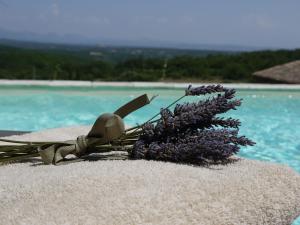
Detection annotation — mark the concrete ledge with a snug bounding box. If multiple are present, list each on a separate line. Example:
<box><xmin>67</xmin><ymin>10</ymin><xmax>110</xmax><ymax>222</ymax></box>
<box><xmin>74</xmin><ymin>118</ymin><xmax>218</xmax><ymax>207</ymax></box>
<box><xmin>0</xmin><ymin>130</ymin><xmax>30</xmax><ymax>137</ymax></box>
<box><xmin>1</xmin><ymin>79</ymin><xmax>300</xmax><ymax>90</ymax></box>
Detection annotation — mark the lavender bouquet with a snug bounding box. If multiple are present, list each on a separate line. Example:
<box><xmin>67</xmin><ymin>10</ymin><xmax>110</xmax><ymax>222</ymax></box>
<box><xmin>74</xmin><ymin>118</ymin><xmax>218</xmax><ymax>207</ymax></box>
<box><xmin>130</xmin><ymin>85</ymin><xmax>255</xmax><ymax>164</ymax></box>
<box><xmin>0</xmin><ymin>85</ymin><xmax>255</xmax><ymax>165</ymax></box>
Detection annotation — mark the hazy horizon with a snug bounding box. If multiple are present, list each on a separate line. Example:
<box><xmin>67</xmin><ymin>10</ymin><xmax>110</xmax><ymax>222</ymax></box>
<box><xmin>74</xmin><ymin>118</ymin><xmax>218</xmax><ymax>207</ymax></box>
<box><xmin>0</xmin><ymin>0</ymin><xmax>300</xmax><ymax>50</ymax></box>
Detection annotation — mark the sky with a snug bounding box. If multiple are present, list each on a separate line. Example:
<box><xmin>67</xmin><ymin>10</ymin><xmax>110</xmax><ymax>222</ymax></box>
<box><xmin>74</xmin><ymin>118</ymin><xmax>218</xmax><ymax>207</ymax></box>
<box><xmin>0</xmin><ymin>0</ymin><xmax>300</xmax><ymax>49</ymax></box>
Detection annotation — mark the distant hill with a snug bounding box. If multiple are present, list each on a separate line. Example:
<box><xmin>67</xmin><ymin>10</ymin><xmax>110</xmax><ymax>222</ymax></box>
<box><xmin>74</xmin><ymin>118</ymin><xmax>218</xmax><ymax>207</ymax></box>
<box><xmin>0</xmin><ymin>27</ymin><xmax>264</xmax><ymax>52</ymax></box>
<box><xmin>0</xmin><ymin>39</ymin><xmax>299</xmax><ymax>83</ymax></box>
<box><xmin>0</xmin><ymin>38</ymin><xmax>234</xmax><ymax>63</ymax></box>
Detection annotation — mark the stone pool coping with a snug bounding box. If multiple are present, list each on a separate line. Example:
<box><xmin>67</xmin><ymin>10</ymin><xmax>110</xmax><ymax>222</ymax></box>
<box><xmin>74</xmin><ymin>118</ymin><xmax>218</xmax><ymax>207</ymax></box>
<box><xmin>1</xmin><ymin>79</ymin><xmax>300</xmax><ymax>90</ymax></box>
<box><xmin>0</xmin><ymin>130</ymin><xmax>30</xmax><ymax>137</ymax></box>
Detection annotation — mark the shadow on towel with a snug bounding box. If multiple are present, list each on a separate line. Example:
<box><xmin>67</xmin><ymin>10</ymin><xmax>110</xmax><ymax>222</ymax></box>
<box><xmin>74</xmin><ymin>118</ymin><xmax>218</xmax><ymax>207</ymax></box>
<box><xmin>27</xmin><ymin>154</ymin><xmax>241</xmax><ymax>169</ymax></box>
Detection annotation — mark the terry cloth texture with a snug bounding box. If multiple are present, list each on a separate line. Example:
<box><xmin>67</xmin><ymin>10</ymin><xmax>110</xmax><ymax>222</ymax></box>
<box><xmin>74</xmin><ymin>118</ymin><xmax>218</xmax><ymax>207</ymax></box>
<box><xmin>0</xmin><ymin>126</ymin><xmax>300</xmax><ymax>225</ymax></box>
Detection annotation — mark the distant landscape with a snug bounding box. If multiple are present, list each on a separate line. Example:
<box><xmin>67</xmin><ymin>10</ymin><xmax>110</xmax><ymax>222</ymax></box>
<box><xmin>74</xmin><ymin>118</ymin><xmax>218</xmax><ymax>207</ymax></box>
<box><xmin>0</xmin><ymin>39</ymin><xmax>300</xmax><ymax>83</ymax></box>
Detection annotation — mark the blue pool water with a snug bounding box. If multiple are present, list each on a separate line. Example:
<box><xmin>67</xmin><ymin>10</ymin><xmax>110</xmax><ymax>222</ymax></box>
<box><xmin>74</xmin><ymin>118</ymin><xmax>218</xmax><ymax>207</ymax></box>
<box><xmin>0</xmin><ymin>85</ymin><xmax>300</xmax><ymax>224</ymax></box>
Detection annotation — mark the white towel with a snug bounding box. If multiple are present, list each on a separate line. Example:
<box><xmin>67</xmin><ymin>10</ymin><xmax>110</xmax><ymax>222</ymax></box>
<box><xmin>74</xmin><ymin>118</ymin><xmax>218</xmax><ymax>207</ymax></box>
<box><xmin>1</xmin><ymin>126</ymin><xmax>300</xmax><ymax>225</ymax></box>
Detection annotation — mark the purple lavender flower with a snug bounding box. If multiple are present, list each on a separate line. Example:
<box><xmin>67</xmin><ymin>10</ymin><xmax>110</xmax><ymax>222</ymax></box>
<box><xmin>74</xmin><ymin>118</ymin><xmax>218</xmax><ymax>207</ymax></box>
<box><xmin>131</xmin><ymin>140</ymin><xmax>147</xmax><ymax>159</ymax></box>
<box><xmin>131</xmin><ymin>129</ymin><xmax>255</xmax><ymax>164</ymax></box>
<box><xmin>171</xmin><ymin>91</ymin><xmax>241</xmax><ymax>132</ymax></box>
<box><xmin>185</xmin><ymin>84</ymin><xmax>229</xmax><ymax>96</ymax></box>
<box><xmin>210</xmin><ymin>117</ymin><xmax>241</xmax><ymax>128</ymax></box>
<box><xmin>130</xmin><ymin>85</ymin><xmax>255</xmax><ymax>164</ymax></box>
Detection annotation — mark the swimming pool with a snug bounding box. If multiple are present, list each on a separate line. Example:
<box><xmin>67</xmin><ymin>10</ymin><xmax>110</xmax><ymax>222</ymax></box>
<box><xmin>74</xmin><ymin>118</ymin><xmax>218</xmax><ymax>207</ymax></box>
<box><xmin>0</xmin><ymin>85</ymin><xmax>300</xmax><ymax>224</ymax></box>
<box><xmin>0</xmin><ymin>85</ymin><xmax>300</xmax><ymax>172</ymax></box>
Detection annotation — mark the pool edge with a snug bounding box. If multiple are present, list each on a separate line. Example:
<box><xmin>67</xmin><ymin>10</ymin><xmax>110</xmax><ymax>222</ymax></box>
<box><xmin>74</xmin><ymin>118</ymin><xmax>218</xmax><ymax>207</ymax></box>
<box><xmin>1</xmin><ymin>79</ymin><xmax>300</xmax><ymax>90</ymax></box>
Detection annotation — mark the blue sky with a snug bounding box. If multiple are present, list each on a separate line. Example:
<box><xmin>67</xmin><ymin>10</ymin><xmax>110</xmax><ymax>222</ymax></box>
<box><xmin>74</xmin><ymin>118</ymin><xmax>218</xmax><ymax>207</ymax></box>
<box><xmin>0</xmin><ymin>0</ymin><xmax>300</xmax><ymax>48</ymax></box>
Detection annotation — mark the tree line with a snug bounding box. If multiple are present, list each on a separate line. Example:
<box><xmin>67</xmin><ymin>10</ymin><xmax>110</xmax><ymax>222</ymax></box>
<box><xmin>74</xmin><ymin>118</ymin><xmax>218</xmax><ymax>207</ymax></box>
<box><xmin>1</xmin><ymin>45</ymin><xmax>300</xmax><ymax>82</ymax></box>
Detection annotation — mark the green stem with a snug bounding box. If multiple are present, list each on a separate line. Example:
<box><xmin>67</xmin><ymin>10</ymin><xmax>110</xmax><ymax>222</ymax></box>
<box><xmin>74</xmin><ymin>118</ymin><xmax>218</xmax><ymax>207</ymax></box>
<box><xmin>146</xmin><ymin>94</ymin><xmax>186</xmax><ymax>123</ymax></box>
<box><xmin>0</xmin><ymin>148</ymin><xmax>37</xmax><ymax>157</ymax></box>
<box><xmin>0</xmin><ymin>138</ymin><xmax>49</xmax><ymax>144</ymax></box>
<box><xmin>90</xmin><ymin>145</ymin><xmax>133</xmax><ymax>154</ymax></box>
<box><xmin>125</xmin><ymin>94</ymin><xmax>186</xmax><ymax>134</ymax></box>
<box><xmin>0</xmin><ymin>152</ymin><xmax>40</xmax><ymax>163</ymax></box>
<box><xmin>124</xmin><ymin>118</ymin><xmax>159</xmax><ymax>133</ymax></box>
<box><xmin>0</xmin><ymin>144</ymin><xmax>38</xmax><ymax>152</ymax></box>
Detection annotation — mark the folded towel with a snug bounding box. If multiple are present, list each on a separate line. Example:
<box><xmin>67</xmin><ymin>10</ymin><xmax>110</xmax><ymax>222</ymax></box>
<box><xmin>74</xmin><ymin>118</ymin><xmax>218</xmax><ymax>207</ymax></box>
<box><xmin>1</xmin><ymin>126</ymin><xmax>300</xmax><ymax>225</ymax></box>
